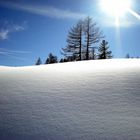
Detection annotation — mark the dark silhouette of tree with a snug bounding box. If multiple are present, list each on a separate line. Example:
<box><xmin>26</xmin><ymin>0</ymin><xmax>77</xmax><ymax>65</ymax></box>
<box><xmin>61</xmin><ymin>20</ymin><xmax>83</xmax><ymax>61</ymax></box>
<box><xmin>59</xmin><ymin>58</ymin><xmax>68</xmax><ymax>63</ymax></box>
<box><xmin>126</xmin><ymin>53</ymin><xmax>130</xmax><ymax>58</ymax></box>
<box><xmin>45</xmin><ymin>53</ymin><xmax>58</xmax><ymax>64</ymax></box>
<box><xmin>35</xmin><ymin>57</ymin><xmax>42</xmax><ymax>65</ymax></box>
<box><xmin>83</xmin><ymin>17</ymin><xmax>104</xmax><ymax>60</ymax></box>
<box><xmin>98</xmin><ymin>40</ymin><xmax>113</xmax><ymax>59</ymax></box>
<box><xmin>59</xmin><ymin>58</ymin><xmax>64</xmax><ymax>63</ymax></box>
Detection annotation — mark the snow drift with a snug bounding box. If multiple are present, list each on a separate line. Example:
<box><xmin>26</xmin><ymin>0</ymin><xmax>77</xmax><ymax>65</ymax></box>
<box><xmin>0</xmin><ymin>59</ymin><xmax>140</xmax><ymax>140</ymax></box>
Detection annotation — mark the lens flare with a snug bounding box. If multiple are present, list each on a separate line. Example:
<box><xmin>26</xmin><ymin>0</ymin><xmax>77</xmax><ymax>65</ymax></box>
<box><xmin>128</xmin><ymin>9</ymin><xmax>140</xmax><ymax>20</ymax></box>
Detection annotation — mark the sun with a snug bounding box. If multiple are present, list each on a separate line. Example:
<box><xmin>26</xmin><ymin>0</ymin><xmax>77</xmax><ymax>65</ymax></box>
<box><xmin>100</xmin><ymin>0</ymin><xmax>131</xmax><ymax>17</ymax></box>
<box><xmin>100</xmin><ymin>0</ymin><xmax>131</xmax><ymax>26</ymax></box>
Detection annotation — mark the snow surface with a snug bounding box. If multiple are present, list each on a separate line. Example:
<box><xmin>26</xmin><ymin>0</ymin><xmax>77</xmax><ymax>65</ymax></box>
<box><xmin>0</xmin><ymin>59</ymin><xmax>140</xmax><ymax>140</ymax></box>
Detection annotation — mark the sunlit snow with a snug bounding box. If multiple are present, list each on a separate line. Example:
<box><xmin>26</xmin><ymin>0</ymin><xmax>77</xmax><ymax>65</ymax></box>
<box><xmin>0</xmin><ymin>59</ymin><xmax>140</xmax><ymax>140</ymax></box>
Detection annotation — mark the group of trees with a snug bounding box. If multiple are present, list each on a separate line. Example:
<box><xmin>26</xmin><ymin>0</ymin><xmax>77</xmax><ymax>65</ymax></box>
<box><xmin>61</xmin><ymin>17</ymin><xmax>112</xmax><ymax>61</ymax></box>
<box><xmin>35</xmin><ymin>53</ymin><xmax>58</xmax><ymax>65</ymax></box>
<box><xmin>125</xmin><ymin>54</ymin><xmax>139</xmax><ymax>59</ymax></box>
<box><xmin>35</xmin><ymin>17</ymin><xmax>113</xmax><ymax>65</ymax></box>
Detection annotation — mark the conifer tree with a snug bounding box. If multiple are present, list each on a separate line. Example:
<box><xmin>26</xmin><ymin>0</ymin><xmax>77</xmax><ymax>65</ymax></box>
<box><xmin>35</xmin><ymin>57</ymin><xmax>42</xmax><ymax>65</ymax></box>
<box><xmin>45</xmin><ymin>53</ymin><xmax>58</xmax><ymax>64</ymax></box>
<box><xmin>98</xmin><ymin>40</ymin><xmax>113</xmax><ymax>59</ymax></box>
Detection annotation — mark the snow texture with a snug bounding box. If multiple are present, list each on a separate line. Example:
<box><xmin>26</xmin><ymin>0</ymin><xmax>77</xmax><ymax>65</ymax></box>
<box><xmin>0</xmin><ymin>59</ymin><xmax>140</xmax><ymax>140</ymax></box>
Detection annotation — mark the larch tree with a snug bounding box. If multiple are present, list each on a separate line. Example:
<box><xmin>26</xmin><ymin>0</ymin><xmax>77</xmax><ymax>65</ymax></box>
<box><xmin>83</xmin><ymin>17</ymin><xmax>104</xmax><ymax>60</ymax></box>
<box><xmin>61</xmin><ymin>20</ymin><xmax>83</xmax><ymax>61</ymax></box>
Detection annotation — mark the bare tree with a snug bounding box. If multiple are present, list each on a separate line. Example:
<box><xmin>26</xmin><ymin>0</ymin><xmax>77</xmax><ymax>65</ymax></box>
<box><xmin>61</xmin><ymin>20</ymin><xmax>83</xmax><ymax>61</ymax></box>
<box><xmin>83</xmin><ymin>17</ymin><xmax>104</xmax><ymax>60</ymax></box>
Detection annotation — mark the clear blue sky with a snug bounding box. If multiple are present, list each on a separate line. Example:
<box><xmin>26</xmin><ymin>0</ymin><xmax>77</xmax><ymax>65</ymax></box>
<box><xmin>0</xmin><ymin>0</ymin><xmax>140</xmax><ymax>66</ymax></box>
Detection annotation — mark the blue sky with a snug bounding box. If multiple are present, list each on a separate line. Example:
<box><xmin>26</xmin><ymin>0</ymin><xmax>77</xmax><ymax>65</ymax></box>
<box><xmin>0</xmin><ymin>0</ymin><xmax>140</xmax><ymax>66</ymax></box>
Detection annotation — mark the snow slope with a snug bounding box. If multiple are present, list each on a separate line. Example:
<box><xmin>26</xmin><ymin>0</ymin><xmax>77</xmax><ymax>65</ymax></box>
<box><xmin>0</xmin><ymin>59</ymin><xmax>140</xmax><ymax>140</ymax></box>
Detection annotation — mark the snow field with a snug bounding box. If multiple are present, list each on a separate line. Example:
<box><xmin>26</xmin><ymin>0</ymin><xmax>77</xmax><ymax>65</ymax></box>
<box><xmin>0</xmin><ymin>59</ymin><xmax>140</xmax><ymax>140</ymax></box>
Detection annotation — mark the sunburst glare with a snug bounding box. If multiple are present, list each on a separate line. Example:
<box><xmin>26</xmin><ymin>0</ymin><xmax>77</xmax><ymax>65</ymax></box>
<box><xmin>100</xmin><ymin>0</ymin><xmax>140</xmax><ymax>27</ymax></box>
<box><xmin>99</xmin><ymin>0</ymin><xmax>132</xmax><ymax>27</ymax></box>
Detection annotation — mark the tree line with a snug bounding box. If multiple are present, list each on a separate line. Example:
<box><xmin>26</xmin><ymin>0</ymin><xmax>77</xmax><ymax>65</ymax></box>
<box><xmin>35</xmin><ymin>17</ymin><xmax>113</xmax><ymax>65</ymax></box>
